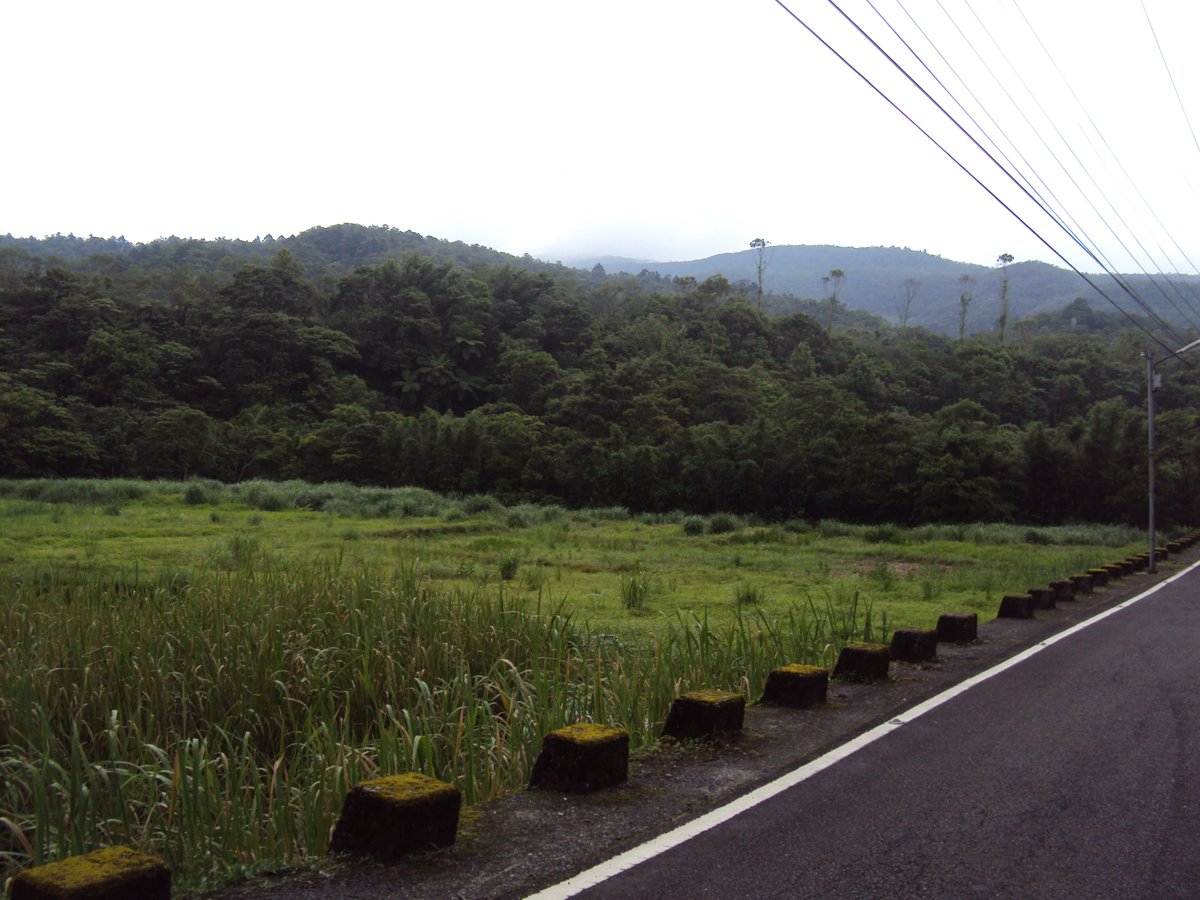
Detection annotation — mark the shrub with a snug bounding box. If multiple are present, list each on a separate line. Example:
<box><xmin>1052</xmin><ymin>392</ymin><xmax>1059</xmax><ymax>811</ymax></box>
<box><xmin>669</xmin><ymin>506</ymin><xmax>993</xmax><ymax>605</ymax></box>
<box><xmin>184</xmin><ymin>483</ymin><xmax>210</xmax><ymax>505</ymax></box>
<box><xmin>498</xmin><ymin>553</ymin><xmax>520</xmax><ymax>581</ymax></box>
<box><xmin>461</xmin><ymin>494</ymin><xmax>502</xmax><ymax>515</ymax></box>
<box><xmin>863</xmin><ymin>525</ymin><xmax>900</xmax><ymax>544</ymax></box>
<box><xmin>733</xmin><ymin>581</ymin><xmax>764</xmax><ymax>606</ymax></box>
<box><xmin>238</xmin><ymin>481</ymin><xmax>288</xmax><ymax>512</ymax></box>
<box><xmin>588</xmin><ymin>506</ymin><xmax>630</xmax><ymax>522</ymax></box>
<box><xmin>682</xmin><ymin>515</ymin><xmax>706</xmax><ymax>536</ymax></box>
<box><xmin>707</xmin><ymin>512</ymin><xmax>740</xmax><ymax>535</ymax></box>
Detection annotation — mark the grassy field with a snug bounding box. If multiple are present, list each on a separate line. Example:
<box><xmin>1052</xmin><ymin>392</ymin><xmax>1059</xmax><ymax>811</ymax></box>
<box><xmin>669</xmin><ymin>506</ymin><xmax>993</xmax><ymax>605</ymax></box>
<box><xmin>0</xmin><ymin>479</ymin><xmax>1153</xmax><ymax>893</ymax></box>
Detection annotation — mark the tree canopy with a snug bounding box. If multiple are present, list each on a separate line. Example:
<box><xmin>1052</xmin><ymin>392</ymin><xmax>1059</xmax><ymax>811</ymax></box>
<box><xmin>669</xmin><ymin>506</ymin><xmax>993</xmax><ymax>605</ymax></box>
<box><xmin>2</xmin><ymin>227</ymin><xmax>1195</xmax><ymax>526</ymax></box>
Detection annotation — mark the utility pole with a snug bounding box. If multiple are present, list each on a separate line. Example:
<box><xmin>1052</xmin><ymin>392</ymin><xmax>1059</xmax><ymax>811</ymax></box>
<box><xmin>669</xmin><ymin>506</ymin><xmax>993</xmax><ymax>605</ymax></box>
<box><xmin>1145</xmin><ymin>337</ymin><xmax>1200</xmax><ymax>573</ymax></box>
<box><xmin>1147</xmin><ymin>349</ymin><xmax>1157</xmax><ymax>571</ymax></box>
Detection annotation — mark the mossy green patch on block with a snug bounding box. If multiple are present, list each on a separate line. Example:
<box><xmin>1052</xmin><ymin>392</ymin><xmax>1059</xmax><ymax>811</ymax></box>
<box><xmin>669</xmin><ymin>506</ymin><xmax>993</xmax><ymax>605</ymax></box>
<box><xmin>833</xmin><ymin>642</ymin><xmax>890</xmax><ymax>682</ymax></box>
<box><xmin>9</xmin><ymin>846</ymin><xmax>170</xmax><ymax>900</ymax></box>
<box><xmin>663</xmin><ymin>690</ymin><xmax>745</xmax><ymax>739</ymax></box>
<box><xmin>329</xmin><ymin>773</ymin><xmax>461</xmax><ymax>860</ymax></box>
<box><xmin>936</xmin><ymin>612</ymin><xmax>977</xmax><ymax>644</ymax></box>
<box><xmin>889</xmin><ymin>628</ymin><xmax>938</xmax><ymax>662</ymax></box>
<box><xmin>761</xmin><ymin>664</ymin><xmax>828</xmax><ymax>708</ymax></box>
<box><xmin>998</xmin><ymin>593</ymin><xmax>1034</xmax><ymax>619</ymax></box>
<box><xmin>530</xmin><ymin>723</ymin><xmax>629</xmax><ymax>793</ymax></box>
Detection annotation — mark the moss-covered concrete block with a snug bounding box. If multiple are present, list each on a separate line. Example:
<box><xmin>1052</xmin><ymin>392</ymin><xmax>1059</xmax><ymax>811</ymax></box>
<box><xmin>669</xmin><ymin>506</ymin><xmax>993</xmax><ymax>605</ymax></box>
<box><xmin>998</xmin><ymin>593</ymin><xmax>1034</xmax><ymax>619</ymax></box>
<box><xmin>530</xmin><ymin>723</ymin><xmax>629</xmax><ymax>793</ymax></box>
<box><xmin>9</xmin><ymin>846</ymin><xmax>170</xmax><ymax>900</ymax></box>
<box><xmin>1049</xmin><ymin>579</ymin><xmax>1075</xmax><ymax>602</ymax></box>
<box><xmin>889</xmin><ymin>629</ymin><xmax>938</xmax><ymax>662</ymax></box>
<box><xmin>663</xmin><ymin>689</ymin><xmax>745</xmax><ymax>739</ymax></box>
<box><xmin>329</xmin><ymin>773</ymin><xmax>461</xmax><ymax>860</ymax></box>
<box><xmin>760</xmin><ymin>664</ymin><xmax>829</xmax><ymax>708</ymax></box>
<box><xmin>1087</xmin><ymin>567</ymin><xmax>1110</xmax><ymax>586</ymax></box>
<box><xmin>936</xmin><ymin>612</ymin><xmax>978</xmax><ymax>644</ymax></box>
<box><xmin>1155</xmin><ymin>547</ymin><xmax>1169</xmax><ymax>561</ymax></box>
<box><xmin>1103</xmin><ymin>563</ymin><xmax>1125</xmax><ymax>580</ymax></box>
<box><xmin>1027</xmin><ymin>586</ymin><xmax>1056</xmax><ymax>610</ymax></box>
<box><xmin>833</xmin><ymin>642</ymin><xmax>890</xmax><ymax>681</ymax></box>
<box><xmin>1069</xmin><ymin>574</ymin><xmax>1093</xmax><ymax>595</ymax></box>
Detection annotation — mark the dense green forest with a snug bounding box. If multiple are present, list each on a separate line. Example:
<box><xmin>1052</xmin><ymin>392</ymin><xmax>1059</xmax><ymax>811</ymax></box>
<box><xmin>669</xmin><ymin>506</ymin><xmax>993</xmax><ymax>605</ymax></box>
<box><xmin>3</xmin><ymin>224</ymin><xmax>1198</xmax><ymax>526</ymax></box>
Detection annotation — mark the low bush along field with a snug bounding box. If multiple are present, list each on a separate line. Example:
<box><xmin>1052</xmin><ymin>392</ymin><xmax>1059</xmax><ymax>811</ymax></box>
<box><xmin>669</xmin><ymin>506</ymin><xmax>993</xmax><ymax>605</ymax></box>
<box><xmin>0</xmin><ymin>479</ymin><xmax>1150</xmax><ymax>893</ymax></box>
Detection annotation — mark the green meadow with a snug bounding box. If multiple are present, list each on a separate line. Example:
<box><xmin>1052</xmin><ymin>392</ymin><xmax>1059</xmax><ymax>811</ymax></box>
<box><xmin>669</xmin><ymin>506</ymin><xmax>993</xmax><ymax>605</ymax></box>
<box><xmin>0</xmin><ymin>479</ymin><xmax>1150</xmax><ymax>893</ymax></box>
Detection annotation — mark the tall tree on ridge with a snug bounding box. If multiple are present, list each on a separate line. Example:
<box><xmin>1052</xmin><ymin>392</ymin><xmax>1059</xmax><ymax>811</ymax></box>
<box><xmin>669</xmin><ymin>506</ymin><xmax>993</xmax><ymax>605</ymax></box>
<box><xmin>899</xmin><ymin>278</ymin><xmax>920</xmax><ymax>328</ymax></box>
<box><xmin>750</xmin><ymin>237</ymin><xmax>769</xmax><ymax>310</ymax></box>
<box><xmin>824</xmin><ymin>268</ymin><xmax>845</xmax><ymax>333</ymax></box>
<box><xmin>958</xmin><ymin>274</ymin><xmax>974</xmax><ymax>342</ymax></box>
<box><xmin>996</xmin><ymin>253</ymin><xmax>1014</xmax><ymax>344</ymax></box>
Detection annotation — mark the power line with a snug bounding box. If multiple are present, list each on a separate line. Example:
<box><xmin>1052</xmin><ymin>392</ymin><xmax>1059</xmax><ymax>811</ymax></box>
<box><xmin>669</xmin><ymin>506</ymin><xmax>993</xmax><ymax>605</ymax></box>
<box><xmin>1003</xmin><ymin>0</ymin><xmax>1200</xmax><ymax>324</ymax></box>
<box><xmin>879</xmin><ymin>0</ymin><xmax>1195</xmax><ymax>332</ymax></box>
<box><xmin>1142</xmin><ymin>0</ymin><xmax>1200</xmax><ymax>159</ymax></box>
<box><xmin>770</xmin><ymin>0</ymin><xmax>1180</xmax><ymax>349</ymax></box>
<box><xmin>931</xmin><ymin>0</ymin><xmax>1198</xmax><ymax>331</ymax></box>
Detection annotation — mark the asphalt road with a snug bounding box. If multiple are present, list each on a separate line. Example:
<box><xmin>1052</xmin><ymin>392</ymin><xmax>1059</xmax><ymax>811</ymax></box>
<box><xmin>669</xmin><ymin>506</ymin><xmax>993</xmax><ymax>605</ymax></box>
<box><xmin>576</xmin><ymin>566</ymin><xmax>1200</xmax><ymax>899</ymax></box>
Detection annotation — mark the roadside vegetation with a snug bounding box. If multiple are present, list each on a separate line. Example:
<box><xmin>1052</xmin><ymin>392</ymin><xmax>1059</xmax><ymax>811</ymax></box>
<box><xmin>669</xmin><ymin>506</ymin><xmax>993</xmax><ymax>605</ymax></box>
<box><xmin>0</xmin><ymin>478</ymin><xmax>1151</xmax><ymax>893</ymax></box>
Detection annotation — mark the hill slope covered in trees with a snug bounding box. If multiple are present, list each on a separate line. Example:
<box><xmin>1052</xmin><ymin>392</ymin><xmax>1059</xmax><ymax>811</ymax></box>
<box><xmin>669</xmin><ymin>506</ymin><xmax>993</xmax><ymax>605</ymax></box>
<box><xmin>3</xmin><ymin>224</ymin><xmax>1198</xmax><ymax>526</ymax></box>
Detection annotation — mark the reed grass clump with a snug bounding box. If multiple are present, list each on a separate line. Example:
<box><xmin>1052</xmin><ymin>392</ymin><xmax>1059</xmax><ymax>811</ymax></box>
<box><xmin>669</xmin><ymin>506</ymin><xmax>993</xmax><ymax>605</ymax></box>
<box><xmin>620</xmin><ymin>565</ymin><xmax>655</xmax><ymax>611</ymax></box>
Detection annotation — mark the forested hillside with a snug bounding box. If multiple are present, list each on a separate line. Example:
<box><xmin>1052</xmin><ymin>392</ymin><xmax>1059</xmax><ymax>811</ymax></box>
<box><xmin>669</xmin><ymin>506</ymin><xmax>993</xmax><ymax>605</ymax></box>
<box><xmin>3</xmin><ymin>224</ymin><xmax>1198</xmax><ymax>526</ymax></box>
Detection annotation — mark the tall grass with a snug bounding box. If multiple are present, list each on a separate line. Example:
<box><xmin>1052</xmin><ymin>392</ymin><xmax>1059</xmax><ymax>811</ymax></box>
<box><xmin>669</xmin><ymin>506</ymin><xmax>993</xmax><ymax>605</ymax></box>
<box><xmin>0</xmin><ymin>557</ymin><xmax>874</xmax><ymax>893</ymax></box>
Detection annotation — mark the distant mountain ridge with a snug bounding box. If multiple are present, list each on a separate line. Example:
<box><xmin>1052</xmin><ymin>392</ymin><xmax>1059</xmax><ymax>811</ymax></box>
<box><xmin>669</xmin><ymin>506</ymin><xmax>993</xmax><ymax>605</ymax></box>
<box><xmin>5</xmin><ymin>226</ymin><xmax>1197</xmax><ymax>336</ymax></box>
<box><xmin>567</xmin><ymin>245</ymin><xmax>1200</xmax><ymax>335</ymax></box>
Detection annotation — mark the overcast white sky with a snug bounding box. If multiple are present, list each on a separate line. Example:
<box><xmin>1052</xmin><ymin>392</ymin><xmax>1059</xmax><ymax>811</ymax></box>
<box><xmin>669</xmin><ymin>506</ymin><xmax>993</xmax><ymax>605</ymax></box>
<box><xmin>4</xmin><ymin>1</ymin><xmax>1198</xmax><ymax>273</ymax></box>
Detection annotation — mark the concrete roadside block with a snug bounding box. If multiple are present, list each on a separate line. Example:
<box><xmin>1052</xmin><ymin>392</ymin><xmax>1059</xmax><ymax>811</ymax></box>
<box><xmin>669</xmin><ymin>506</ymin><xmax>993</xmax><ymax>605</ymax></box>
<box><xmin>833</xmin><ymin>642</ymin><xmax>890</xmax><ymax>681</ymax></box>
<box><xmin>889</xmin><ymin>629</ymin><xmax>938</xmax><ymax>663</ymax></box>
<box><xmin>760</xmin><ymin>664</ymin><xmax>829</xmax><ymax>708</ymax></box>
<box><xmin>663</xmin><ymin>690</ymin><xmax>745</xmax><ymax>739</ymax></box>
<box><xmin>1087</xmin><ymin>567</ymin><xmax>1110</xmax><ymax>587</ymax></box>
<box><xmin>1027</xmin><ymin>586</ymin><xmax>1056</xmax><ymax>610</ymax></box>
<box><xmin>530</xmin><ymin>723</ymin><xmax>629</xmax><ymax>793</ymax></box>
<box><xmin>1069</xmin><ymin>574</ymin><xmax>1093</xmax><ymax>595</ymax></box>
<box><xmin>998</xmin><ymin>593</ymin><xmax>1034</xmax><ymax>619</ymax></box>
<box><xmin>1049</xmin><ymin>579</ymin><xmax>1075</xmax><ymax>603</ymax></box>
<box><xmin>936</xmin><ymin>612</ymin><xmax>978</xmax><ymax>644</ymax></box>
<box><xmin>9</xmin><ymin>846</ymin><xmax>170</xmax><ymax>900</ymax></box>
<box><xmin>329</xmin><ymin>773</ymin><xmax>461</xmax><ymax>860</ymax></box>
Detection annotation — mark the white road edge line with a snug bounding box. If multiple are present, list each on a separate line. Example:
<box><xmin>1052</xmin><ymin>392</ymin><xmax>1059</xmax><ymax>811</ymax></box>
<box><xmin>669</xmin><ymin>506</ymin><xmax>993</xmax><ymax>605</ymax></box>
<box><xmin>526</xmin><ymin>557</ymin><xmax>1200</xmax><ymax>899</ymax></box>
